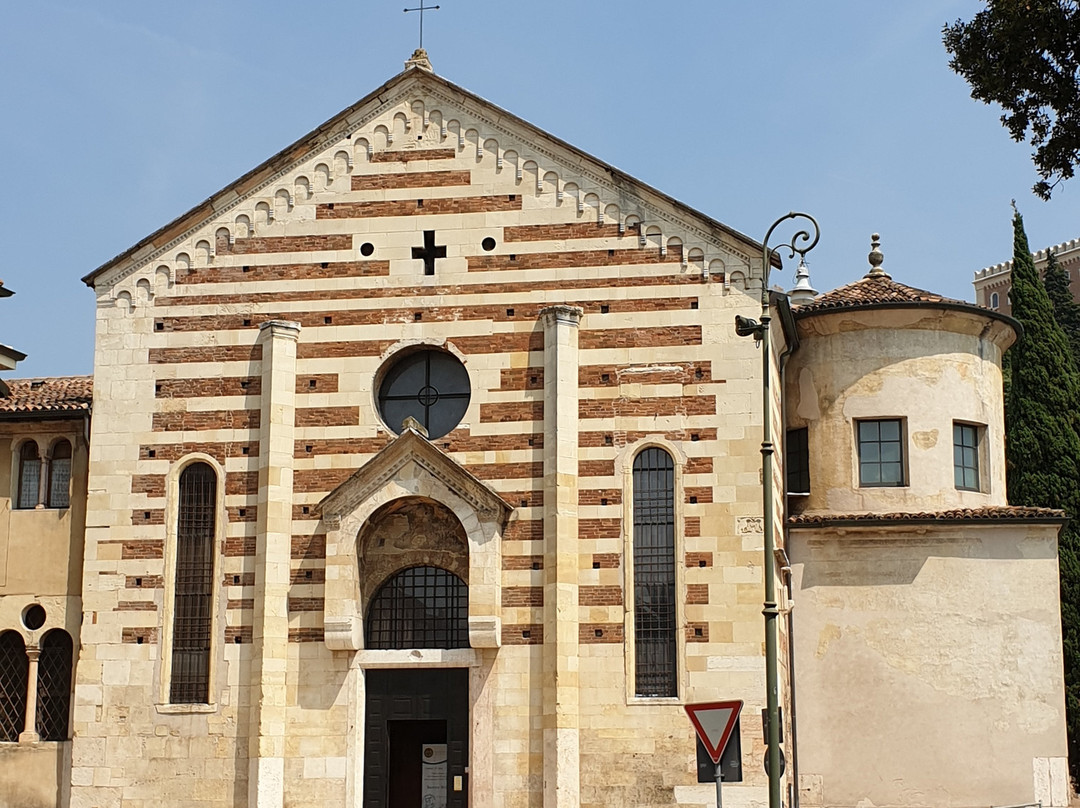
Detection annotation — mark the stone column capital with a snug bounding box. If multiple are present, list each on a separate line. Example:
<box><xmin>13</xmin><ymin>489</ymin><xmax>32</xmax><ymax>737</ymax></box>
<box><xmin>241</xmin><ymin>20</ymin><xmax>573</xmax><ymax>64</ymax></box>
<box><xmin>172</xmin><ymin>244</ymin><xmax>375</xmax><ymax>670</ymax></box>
<box><xmin>539</xmin><ymin>305</ymin><xmax>583</xmax><ymax>328</ymax></box>
<box><xmin>258</xmin><ymin>320</ymin><xmax>301</xmax><ymax>341</ymax></box>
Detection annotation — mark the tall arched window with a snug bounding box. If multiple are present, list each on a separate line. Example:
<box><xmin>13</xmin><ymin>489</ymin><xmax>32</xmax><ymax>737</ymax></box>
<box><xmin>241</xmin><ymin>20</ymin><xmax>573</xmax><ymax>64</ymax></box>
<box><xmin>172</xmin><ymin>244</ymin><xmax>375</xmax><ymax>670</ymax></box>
<box><xmin>632</xmin><ymin>448</ymin><xmax>677</xmax><ymax>697</ymax></box>
<box><xmin>366</xmin><ymin>566</ymin><xmax>469</xmax><ymax>650</ymax></box>
<box><xmin>0</xmin><ymin>631</ymin><xmax>28</xmax><ymax>742</ymax></box>
<box><xmin>47</xmin><ymin>439</ymin><xmax>72</xmax><ymax>509</ymax></box>
<box><xmin>36</xmin><ymin>629</ymin><xmax>72</xmax><ymax>741</ymax></box>
<box><xmin>17</xmin><ymin>442</ymin><xmax>40</xmax><ymax>510</ymax></box>
<box><xmin>170</xmin><ymin>462</ymin><xmax>217</xmax><ymax>703</ymax></box>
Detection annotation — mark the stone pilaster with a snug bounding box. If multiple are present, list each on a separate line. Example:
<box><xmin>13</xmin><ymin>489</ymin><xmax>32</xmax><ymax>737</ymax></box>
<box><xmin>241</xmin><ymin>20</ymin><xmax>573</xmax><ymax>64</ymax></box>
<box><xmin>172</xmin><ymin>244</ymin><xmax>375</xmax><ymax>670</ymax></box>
<box><xmin>539</xmin><ymin>305</ymin><xmax>582</xmax><ymax>808</ymax></box>
<box><xmin>249</xmin><ymin>320</ymin><xmax>300</xmax><ymax>808</ymax></box>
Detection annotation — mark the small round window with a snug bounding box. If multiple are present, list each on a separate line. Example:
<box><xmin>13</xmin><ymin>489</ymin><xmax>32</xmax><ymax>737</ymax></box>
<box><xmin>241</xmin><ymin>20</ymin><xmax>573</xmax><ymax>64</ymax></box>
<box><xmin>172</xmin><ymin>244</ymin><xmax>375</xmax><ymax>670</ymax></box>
<box><xmin>377</xmin><ymin>349</ymin><xmax>470</xmax><ymax>439</ymax></box>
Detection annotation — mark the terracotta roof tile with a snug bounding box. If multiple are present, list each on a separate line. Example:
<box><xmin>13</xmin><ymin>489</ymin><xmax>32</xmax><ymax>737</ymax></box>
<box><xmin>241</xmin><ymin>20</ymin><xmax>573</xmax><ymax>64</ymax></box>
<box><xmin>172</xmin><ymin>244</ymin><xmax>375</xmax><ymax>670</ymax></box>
<box><xmin>0</xmin><ymin>376</ymin><xmax>93</xmax><ymax>414</ymax></box>
<box><xmin>793</xmin><ymin>274</ymin><xmax>967</xmax><ymax>314</ymax></box>
<box><xmin>788</xmin><ymin>506</ymin><xmax>1066</xmax><ymax>526</ymax></box>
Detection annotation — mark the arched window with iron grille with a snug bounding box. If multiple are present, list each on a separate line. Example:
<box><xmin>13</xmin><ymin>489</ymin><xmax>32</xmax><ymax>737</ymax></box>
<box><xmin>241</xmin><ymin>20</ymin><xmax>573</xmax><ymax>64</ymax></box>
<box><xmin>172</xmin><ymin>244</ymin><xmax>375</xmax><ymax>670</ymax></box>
<box><xmin>632</xmin><ymin>447</ymin><xmax>677</xmax><ymax>697</ymax></box>
<box><xmin>36</xmin><ymin>629</ymin><xmax>72</xmax><ymax>741</ymax></box>
<box><xmin>0</xmin><ymin>631</ymin><xmax>28</xmax><ymax>742</ymax></box>
<box><xmin>48</xmin><ymin>439</ymin><xmax>72</xmax><ymax>509</ymax></box>
<box><xmin>170</xmin><ymin>462</ymin><xmax>217</xmax><ymax>703</ymax></box>
<box><xmin>17</xmin><ymin>442</ymin><xmax>40</xmax><ymax>510</ymax></box>
<box><xmin>366</xmin><ymin>566</ymin><xmax>469</xmax><ymax>650</ymax></box>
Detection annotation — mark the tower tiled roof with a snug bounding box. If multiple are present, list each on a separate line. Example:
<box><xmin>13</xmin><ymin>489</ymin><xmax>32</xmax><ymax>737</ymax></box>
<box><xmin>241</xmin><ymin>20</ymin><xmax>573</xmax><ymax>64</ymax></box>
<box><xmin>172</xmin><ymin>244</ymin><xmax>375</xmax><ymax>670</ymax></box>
<box><xmin>0</xmin><ymin>376</ymin><xmax>93</xmax><ymax>414</ymax></box>
<box><xmin>793</xmin><ymin>273</ymin><xmax>964</xmax><ymax>314</ymax></box>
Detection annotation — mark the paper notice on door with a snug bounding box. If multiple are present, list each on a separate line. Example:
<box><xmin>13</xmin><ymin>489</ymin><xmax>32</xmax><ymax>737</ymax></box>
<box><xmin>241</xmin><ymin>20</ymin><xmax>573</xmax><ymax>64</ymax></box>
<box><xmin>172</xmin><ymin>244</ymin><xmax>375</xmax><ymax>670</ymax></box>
<box><xmin>421</xmin><ymin>743</ymin><xmax>448</xmax><ymax>808</ymax></box>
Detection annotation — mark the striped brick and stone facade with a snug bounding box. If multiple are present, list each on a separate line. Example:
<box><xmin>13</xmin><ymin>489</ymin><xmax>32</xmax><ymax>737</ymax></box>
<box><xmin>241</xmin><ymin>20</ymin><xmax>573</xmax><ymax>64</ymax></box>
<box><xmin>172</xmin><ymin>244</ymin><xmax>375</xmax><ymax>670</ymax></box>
<box><xmin>72</xmin><ymin>60</ymin><xmax>773</xmax><ymax>808</ymax></box>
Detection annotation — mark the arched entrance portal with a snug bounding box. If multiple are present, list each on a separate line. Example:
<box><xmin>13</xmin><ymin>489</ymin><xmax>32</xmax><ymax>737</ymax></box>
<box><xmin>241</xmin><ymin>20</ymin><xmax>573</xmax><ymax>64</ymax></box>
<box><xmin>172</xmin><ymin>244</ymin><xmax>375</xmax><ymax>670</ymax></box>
<box><xmin>360</xmin><ymin>501</ymin><xmax>470</xmax><ymax>808</ymax></box>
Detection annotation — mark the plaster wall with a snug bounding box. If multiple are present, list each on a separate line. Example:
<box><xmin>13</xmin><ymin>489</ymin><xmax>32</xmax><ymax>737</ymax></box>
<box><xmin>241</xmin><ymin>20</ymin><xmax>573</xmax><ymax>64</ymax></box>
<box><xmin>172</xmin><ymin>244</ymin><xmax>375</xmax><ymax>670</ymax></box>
<box><xmin>786</xmin><ymin>308</ymin><xmax>1013</xmax><ymax>514</ymax></box>
<box><xmin>789</xmin><ymin>523</ymin><xmax>1069</xmax><ymax>808</ymax></box>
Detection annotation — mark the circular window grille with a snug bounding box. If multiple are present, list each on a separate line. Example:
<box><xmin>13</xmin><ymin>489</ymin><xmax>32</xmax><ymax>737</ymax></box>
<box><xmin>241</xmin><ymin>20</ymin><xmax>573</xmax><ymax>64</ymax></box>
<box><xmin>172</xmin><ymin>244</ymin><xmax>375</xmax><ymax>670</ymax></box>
<box><xmin>377</xmin><ymin>350</ymin><xmax>470</xmax><ymax>439</ymax></box>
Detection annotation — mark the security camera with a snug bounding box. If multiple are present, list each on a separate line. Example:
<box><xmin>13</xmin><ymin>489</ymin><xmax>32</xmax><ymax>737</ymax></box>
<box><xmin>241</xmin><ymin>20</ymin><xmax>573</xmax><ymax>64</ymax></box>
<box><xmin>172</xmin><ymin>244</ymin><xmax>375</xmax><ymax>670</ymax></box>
<box><xmin>734</xmin><ymin>315</ymin><xmax>762</xmax><ymax>339</ymax></box>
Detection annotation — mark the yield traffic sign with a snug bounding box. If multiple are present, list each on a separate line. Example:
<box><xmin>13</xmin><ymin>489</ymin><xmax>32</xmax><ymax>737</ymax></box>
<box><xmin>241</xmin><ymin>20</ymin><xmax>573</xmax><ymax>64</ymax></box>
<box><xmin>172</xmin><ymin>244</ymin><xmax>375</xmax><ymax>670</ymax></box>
<box><xmin>684</xmin><ymin>700</ymin><xmax>743</xmax><ymax>764</ymax></box>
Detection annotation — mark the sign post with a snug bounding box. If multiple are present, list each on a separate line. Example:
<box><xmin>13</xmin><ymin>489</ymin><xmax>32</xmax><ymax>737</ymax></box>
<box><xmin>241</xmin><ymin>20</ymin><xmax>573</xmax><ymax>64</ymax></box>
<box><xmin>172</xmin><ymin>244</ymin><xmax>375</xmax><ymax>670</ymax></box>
<box><xmin>685</xmin><ymin>700</ymin><xmax>744</xmax><ymax>808</ymax></box>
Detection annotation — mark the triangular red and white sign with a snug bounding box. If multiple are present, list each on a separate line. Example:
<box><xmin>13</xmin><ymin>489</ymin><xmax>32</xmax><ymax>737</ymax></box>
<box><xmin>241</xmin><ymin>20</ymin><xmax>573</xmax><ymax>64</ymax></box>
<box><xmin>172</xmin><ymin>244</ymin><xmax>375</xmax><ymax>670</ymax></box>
<box><xmin>684</xmin><ymin>700</ymin><xmax>743</xmax><ymax>764</ymax></box>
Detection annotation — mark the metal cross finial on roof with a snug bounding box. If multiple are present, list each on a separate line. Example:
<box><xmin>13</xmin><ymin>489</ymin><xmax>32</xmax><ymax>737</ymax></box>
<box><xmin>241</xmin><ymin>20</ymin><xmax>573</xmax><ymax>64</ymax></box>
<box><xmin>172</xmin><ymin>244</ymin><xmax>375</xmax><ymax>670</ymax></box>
<box><xmin>404</xmin><ymin>0</ymin><xmax>440</xmax><ymax>50</ymax></box>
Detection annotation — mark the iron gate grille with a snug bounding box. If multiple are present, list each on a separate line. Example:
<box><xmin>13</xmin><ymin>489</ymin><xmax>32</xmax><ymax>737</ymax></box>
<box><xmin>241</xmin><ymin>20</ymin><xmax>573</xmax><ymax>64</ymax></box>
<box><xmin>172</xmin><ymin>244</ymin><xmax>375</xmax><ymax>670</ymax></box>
<box><xmin>36</xmin><ymin>630</ymin><xmax>72</xmax><ymax>741</ymax></box>
<box><xmin>633</xmin><ymin>448</ymin><xmax>677</xmax><ymax>697</ymax></box>
<box><xmin>170</xmin><ymin>463</ymin><xmax>216</xmax><ymax>704</ymax></box>
<box><xmin>0</xmin><ymin>631</ymin><xmax>27</xmax><ymax>742</ymax></box>
<box><xmin>366</xmin><ymin>566</ymin><xmax>469</xmax><ymax>649</ymax></box>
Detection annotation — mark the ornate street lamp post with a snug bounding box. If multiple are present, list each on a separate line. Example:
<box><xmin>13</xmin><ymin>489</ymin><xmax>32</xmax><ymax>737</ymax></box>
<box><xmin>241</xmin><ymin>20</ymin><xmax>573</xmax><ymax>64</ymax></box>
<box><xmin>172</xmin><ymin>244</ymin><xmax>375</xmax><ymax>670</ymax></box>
<box><xmin>734</xmin><ymin>212</ymin><xmax>820</xmax><ymax>808</ymax></box>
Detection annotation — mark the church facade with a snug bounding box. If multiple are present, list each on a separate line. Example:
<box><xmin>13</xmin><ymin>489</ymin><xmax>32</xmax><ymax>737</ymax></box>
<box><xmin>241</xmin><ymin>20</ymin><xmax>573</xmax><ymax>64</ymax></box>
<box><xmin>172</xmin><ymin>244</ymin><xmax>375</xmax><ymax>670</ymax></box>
<box><xmin>0</xmin><ymin>54</ymin><xmax>1070</xmax><ymax>808</ymax></box>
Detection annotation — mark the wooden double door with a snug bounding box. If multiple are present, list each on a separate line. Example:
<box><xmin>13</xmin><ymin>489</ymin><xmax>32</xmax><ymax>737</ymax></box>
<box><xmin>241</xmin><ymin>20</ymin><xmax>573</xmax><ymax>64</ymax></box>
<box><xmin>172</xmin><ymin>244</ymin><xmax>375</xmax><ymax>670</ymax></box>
<box><xmin>364</xmin><ymin>668</ymin><xmax>469</xmax><ymax>808</ymax></box>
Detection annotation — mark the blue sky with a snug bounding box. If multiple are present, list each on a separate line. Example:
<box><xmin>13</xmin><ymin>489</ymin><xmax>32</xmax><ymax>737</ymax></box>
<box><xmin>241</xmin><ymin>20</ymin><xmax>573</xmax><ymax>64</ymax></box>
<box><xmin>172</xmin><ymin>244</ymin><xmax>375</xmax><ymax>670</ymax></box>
<box><xmin>1</xmin><ymin>1</ymin><xmax>1075</xmax><ymax>377</ymax></box>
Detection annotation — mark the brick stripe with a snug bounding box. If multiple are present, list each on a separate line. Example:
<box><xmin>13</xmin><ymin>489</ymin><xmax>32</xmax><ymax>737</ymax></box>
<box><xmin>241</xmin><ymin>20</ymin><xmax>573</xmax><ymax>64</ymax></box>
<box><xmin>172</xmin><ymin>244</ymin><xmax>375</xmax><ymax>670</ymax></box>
<box><xmin>132</xmin><ymin>475</ymin><xmax>164</xmax><ymax>498</ymax></box>
<box><xmin>685</xmin><ymin>517</ymin><xmax>701</xmax><ymax>537</ymax></box>
<box><xmin>156</xmin><ymin>378</ymin><xmax>260</xmax><ymax>397</ymax></box>
<box><xmin>579</xmin><ymin>489</ymin><xmax>620</xmax><ymax>505</ymax></box>
<box><xmin>371</xmin><ymin>148</ymin><xmax>456</xmax><ymax>163</ymax></box>
<box><xmin>297</xmin><ymin>374</ymin><xmax>339</xmax><ymax>393</ymax></box>
<box><xmin>686</xmin><ymin>552</ymin><xmax>713</xmax><ymax>568</ymax></box>
<box><xmin>294</xmin><ymin>468</ymin><xmax>358</xmax><ymax>494</ymax></box>
<box><xmin>502</xmin><ymin>490</ymin><xmax>543</xmax><ymax>508</ymax></box>
<box><xmin>149</xmin><ymin>344</ymin><xmax>262</xmax><ymax>364</ymax></box>
<box><xmin>226</xmin><ymin>627</ymin><xmax>253</xmax><ymax>644</ymax></box>
<box><xmin>480</xmin><ymin>401</ymin><xmax>543</xmax><ymax>423</ymax></box>
<box><xmin>289</xmin><ymin>628</ymin><xmax>325</xmax><ymax>643</ymax></box>
<box><xmin>117</xmin><ymin>539</ymin><xmax>163</xmax><ymax>559</ymax></box>
<box><xmin>579</xmin><ymin>396</ymin><xmax>715</xmax><ymax>419</ymax></box>
<box><xmin>224</xmin><ymin>573</ymin><xmax>256</xmax><ymax>587</ymax></box>
<box><xmin>227</xmin><ymin>472</ymin><xmax>259</xmax><ymax>496</ymax></box>
<box><xmin>318</xmin><ymin>195</ymin><xmax>520</xmax><ymax>220</ymax></box>
<box><xmin>229</xmin><ymin>506</ymin><xmax>257</xmax><ymax>523</ymax></box>
<box><xmin>579</xmin><ymin>460</ymin><xmax>614</xmax><ymax>477</ymax></box>
<box><xmin>469</xmin><ymin>247</ymin><xmax>680</xmax><ymax>273</ymax></box>
<box><xmin>592</xmin><ymin>553</ymin><xmax>620</xmax><ymax>569</ymax></box>
<box><xmin>469</xmin><ymin>462</ymin><xmax>543</xmax><ymax>481</ymax></box>
<box><xmin>687</xmin><ymin>584</ymin><xmax>709</xmax><ymax>604</ymax></box>
<box><xmin>292</xmin><ymin>534</ymin><xmax>326</xmax><ymax>561</ymax></box>
<box><xmin>502</xmin><ymin>586</ymin><xmax>543</xmax><ymax>607</ymax></box>
<box><xmin>580</xmin><ymin>428</ymin><xmax>718</xmax><ymax>447</ymax></box>
<box><xmin>503</xmin><ymin>520</ymin><xmax>543</xmax><ymax>542</ymax></box>
<box><xmin>685</xmin><ymin>487</ymin><xmax>713</xmax><ymax>504</ymax></box>
<box><xmin>580</xmin><ymin>623</ymin><xmax>623</xmax><ymax>644</ymax></box>
<box><xmin>132</xmin><ymin>509</ymin><xmax>164</xmax><ymax>525</ymax></box>
<box><xmin>177</xmin><ymin>260</ymin><xmax>388</xmax><ymax>286</ymax></box>
<box><xmin>122</xmin><ymin>628</ymin><xmax>158</xmax><ymax>644</ymax></box>
<box><xmin>686</xmin><ymin>457</ymin><xmax>714</xmax><ymax>474</ymax></box>
<box><xmin>581</xmin><ymin>326</ymin><xmax>701</xmax><ymax>350</ymax></box>
<box><xmin>500</xmin><ymin>368</ymin><xmax>544</xmax><ymax>390</ymax></box>
<box><xmin>292</xmin><ymin>568</ymin><xmax>326</xmax><ymax>585</ymax></box>
<box><xmin>153</xmin><ymin>410</ymin><xmax>260</xmax><ymax>432</ymax></box>
<box><xmin>686</xmin><ymin>623</ymin><xmax>709</xmax><ymax>642</ymax></box>
<box><xmin>227</xmin><ymin>599</ymin><xmax>254</xmax><ymax>611</ymax></box>
<box><xmin>116</xmin><ymin>601</ymin><xmax>157</xmax><ymax>611</ymax></box>
<box><xmin>288</xmin><ymin>597</ymin><xmax>324</xmax><ymax>612</ymax></box>
<box><xmin>224</xmin><ymin>537</ymin><xmax>256</xmax><ymax>557</ymax></box>
<box><xmin>295</xmin><ymin>437</ymin><xmax>392</xmax><ymax>457</ymax></box>
<box><xmin>352</xmin><ymin>170</ymin><xmax>470</xmax><ymax>190</ymax></box>
<box><xmin>295</xmin><ymin>407</ymin><xmax>358</xmax><ymax>427</ymax></box>
<box><xmin>579</xmin><ymin>518</ymin><xmax>621</xmax><ymax>539</ymax></box>
<box><xmin>159</xmin><ymin>272</ymin><xmax>704</xmax><ymax>308</ymax></box>
<box><xmin>503</xmin><ymin>555</ymin><xmax>543</xmax><ymax>570</ymax></box>
<box><xmin>504</xmin><ymin>222</ymin><xmax>634</xmax><ymax>242</ymax></box>
<box><xmin>502</xmin><ymin>624</ymin><xmax>543</xmax><ymax>645</ymax></box>
<box><xmin>126</xmin><ymin>575</ymin><xmax>163</xmax><ymax>589</ymax></box>
<box><xmin>579</xmin><ymin>586</ymin><xmax>623</xmax><ymax>606</ymax></box>
<box><xmin>218</xmin><ymin>235</ymin><xmax>352</xmax><ymax>255</ymax></box>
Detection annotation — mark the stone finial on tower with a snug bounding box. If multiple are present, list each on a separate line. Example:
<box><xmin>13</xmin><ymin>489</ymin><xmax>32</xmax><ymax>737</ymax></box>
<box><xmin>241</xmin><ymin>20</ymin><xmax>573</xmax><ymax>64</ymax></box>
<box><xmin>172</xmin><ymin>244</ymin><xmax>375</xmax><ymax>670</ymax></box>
<box><xmin>865</xmin><ymin>233</ymin><xmax>891</xmax><ymax>279</ymax></box>
<box><xmin>788</xmin><ymin>258</ymin><xmax>818</xmax><ymax>305</ymax></box>
<box><xmin>405</xmin><ymin>48</ymin><xmax>434</xmax><ymax>72</ymax></box>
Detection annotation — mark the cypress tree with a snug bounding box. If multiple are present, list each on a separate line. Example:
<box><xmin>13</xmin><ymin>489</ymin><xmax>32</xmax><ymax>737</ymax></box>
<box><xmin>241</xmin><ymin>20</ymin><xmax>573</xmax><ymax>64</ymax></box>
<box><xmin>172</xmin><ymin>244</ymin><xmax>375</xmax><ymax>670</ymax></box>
<box><xmin>1005</xmin><ymin>207</ymin><xmax>1080</xmax><ymax>784</ymax></box>
<box><xmin>1042</xmin><ymin>247</ymin><xmax>1080</xmax><ymax>368</ymax></box>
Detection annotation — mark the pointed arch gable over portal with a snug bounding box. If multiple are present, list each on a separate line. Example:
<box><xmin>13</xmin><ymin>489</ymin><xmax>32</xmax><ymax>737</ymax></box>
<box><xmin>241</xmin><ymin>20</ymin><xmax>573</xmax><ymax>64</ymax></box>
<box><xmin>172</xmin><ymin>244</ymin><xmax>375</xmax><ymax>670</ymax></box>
<box><xmin>318</xmin><ymin>427</ymin><xmax>512</xmax><ymax>651</ymax></box>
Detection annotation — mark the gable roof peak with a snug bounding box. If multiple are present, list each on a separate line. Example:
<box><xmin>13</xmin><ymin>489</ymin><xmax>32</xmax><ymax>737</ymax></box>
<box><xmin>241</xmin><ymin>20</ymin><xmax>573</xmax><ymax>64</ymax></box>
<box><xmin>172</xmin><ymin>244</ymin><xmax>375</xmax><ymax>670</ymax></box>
<box><xmin>405</xmin><ymin>48</ymin><xmax>434</xmax><ymax>72</ymax></box>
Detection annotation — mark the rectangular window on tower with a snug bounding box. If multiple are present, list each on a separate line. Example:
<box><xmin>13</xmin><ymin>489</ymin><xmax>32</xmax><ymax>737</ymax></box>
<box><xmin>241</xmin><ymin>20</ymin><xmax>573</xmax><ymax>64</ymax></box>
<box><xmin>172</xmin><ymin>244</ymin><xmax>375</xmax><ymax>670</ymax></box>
<box><xmin>857</xmin><ymin>418</ymin><xmax>906</xmax><ymax>487</ymax></box>
<box><xmin>953</xmin><ymin>422</ymin><xmax>983</xmax><ymax>491</ymax></box>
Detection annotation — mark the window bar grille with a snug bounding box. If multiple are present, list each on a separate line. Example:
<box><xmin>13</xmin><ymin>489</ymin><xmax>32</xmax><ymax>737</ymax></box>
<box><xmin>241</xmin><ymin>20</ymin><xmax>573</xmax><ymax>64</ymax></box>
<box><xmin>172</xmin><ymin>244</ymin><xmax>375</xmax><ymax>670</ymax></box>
<box><xmin>36</xmin><ymin>630</ymin><xmax>73</xmax><ymax>741</ymax></box>
<box><xmin>48</xmin><ymin>441</ymin><xmax>72</xmax><ymax>509</ymax></box>
<box><xmin>365</xmin><ymin>566</ymin><xmax>469</xmax><ymax>650</ymax></box>
<box><xmin>18</xmin><ymin>443</ymin><xmax>40</xmax><ymax>510</ymax></box>
<box><xmin>633</xmin><ymin>448</ymin><xmax>677</xmax><ymax>697</ymax></box>
<box><xmin>170</xmin><ymin>464</ymin><xmax>216</xmax><ymax>704</ymax></box>
<box><xmin>0</xmin><ymin>632</ymin><xmax>28</xmax><ymax>742</ymax></box>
